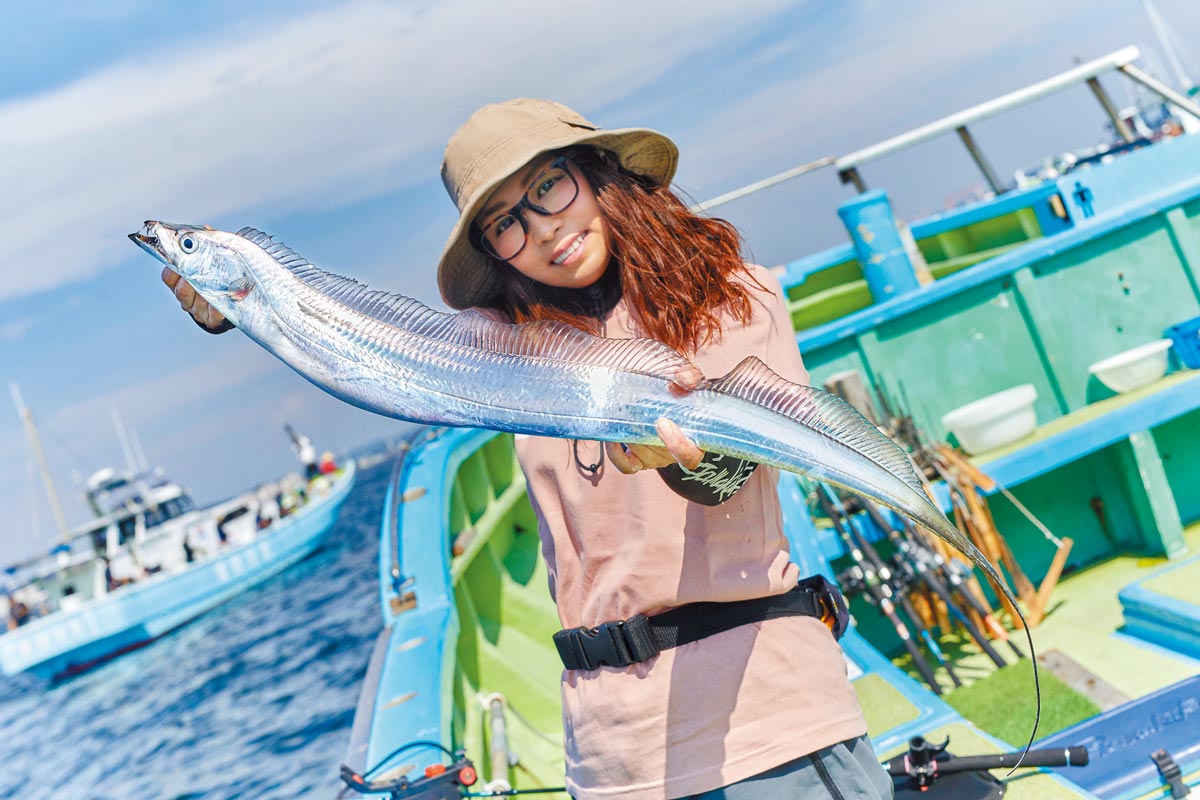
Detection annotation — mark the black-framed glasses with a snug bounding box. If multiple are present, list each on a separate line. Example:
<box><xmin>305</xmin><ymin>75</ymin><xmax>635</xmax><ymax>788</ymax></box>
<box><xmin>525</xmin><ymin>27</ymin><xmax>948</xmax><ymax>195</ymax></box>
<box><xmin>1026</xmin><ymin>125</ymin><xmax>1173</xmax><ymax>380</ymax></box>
<box><xmin>475</xmin><ymin>156</ymin><xmax>580</xmax><ymax>261</ymax></box>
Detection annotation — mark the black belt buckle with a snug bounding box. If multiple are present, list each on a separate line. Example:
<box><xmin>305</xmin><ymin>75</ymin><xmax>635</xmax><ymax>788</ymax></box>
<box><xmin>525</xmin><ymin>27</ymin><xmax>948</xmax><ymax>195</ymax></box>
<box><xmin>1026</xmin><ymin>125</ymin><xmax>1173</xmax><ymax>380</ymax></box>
<box><xmin>799</xmin><ymin>575</ymin><xmax>849</xmax><ymax>640</ymax></box>
<box><xmin>553</xmin><ymin>614</ymin><xmax>660</xmax><ymax>670</ymax></box>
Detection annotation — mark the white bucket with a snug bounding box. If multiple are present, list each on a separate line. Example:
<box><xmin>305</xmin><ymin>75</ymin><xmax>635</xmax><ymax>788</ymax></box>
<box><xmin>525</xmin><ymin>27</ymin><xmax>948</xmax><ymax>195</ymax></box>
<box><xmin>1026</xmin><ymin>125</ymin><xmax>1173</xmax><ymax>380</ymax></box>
<box><xmin>941</xmin><ymin>384</ymin><xmax>1038</xmax><ymax>455</ymax></box>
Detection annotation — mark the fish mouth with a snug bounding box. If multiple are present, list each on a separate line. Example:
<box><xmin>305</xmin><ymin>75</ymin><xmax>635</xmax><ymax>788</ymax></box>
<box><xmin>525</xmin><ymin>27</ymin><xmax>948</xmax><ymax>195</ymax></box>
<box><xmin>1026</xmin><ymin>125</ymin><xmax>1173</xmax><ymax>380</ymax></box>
<box><xmin>129</xmin><ymin>220</ymin><xmax>169</xmax><ymax>265</ymax></box>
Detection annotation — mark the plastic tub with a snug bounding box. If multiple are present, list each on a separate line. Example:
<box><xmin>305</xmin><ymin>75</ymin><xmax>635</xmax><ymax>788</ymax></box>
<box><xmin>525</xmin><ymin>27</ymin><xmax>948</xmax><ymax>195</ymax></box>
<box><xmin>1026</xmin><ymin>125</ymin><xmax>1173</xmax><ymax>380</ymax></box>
<box><xmin>1087</xmin><ymin>339</ymin><xmax>1173</xmax><ymax>393</ymax></box>
<box><xmin>1165</xmin><ymin>316</ymin><xmax>1200</xmax><ymax>369</ymax></box>
<box><xmin>941</xmin><ymin>384</ymin><xmax>1038</xmax><ymax>455</ymax></box>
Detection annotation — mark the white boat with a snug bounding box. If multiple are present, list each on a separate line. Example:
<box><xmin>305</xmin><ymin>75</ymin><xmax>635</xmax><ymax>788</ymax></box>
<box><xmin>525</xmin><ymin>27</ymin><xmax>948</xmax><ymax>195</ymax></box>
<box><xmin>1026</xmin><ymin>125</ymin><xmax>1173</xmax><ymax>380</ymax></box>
<box><xmin>0</xmin><ymin>459</ymin><xmax>356</xmax><ymax>680</ymax></box>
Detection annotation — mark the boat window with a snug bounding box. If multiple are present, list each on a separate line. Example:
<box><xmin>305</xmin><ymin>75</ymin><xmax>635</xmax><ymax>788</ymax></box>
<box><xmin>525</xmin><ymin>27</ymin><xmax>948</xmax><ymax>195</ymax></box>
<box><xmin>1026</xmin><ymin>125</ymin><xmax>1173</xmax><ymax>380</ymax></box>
<box><xmin>117</xmin><ymin>515</ymin><xmax>138</xmax><ymax>546</ymax></box>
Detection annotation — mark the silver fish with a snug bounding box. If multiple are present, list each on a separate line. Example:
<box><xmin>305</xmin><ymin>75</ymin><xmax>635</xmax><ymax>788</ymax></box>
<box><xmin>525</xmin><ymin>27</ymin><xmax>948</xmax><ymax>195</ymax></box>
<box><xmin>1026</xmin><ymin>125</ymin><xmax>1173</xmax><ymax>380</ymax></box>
<box><xmin>132</xmin><ymin>221</ymin><xmax>1037</xmax><ymax>747</ymax></box>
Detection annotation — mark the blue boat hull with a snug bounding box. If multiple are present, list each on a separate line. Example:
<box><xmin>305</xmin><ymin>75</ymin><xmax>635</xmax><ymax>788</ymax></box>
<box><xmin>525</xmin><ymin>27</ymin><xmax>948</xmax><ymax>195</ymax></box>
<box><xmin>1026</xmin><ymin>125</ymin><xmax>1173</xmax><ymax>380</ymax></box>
<box><xmin>0</xmin><ymin>461</ymin><xmax>356</xmax><ymax>680</ymax></box>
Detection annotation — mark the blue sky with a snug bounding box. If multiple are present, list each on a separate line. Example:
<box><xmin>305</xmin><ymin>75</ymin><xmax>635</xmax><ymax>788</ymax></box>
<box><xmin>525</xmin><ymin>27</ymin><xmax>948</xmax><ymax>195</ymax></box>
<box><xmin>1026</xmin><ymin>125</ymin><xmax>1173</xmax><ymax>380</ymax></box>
<box><xmin>3</xmin><ymin>0</ymin><xmax>1198</xmax><ymax>562</ymax></box>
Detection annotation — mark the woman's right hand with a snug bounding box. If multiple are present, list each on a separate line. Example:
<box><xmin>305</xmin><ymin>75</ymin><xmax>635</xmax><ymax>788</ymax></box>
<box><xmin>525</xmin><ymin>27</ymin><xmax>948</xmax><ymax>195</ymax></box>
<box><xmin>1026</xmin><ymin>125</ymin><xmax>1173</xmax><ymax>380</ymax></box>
<box><xmin>162</xmin><ymin>267</ymin><xmax>230</xmax><ymax>332</ymax></box>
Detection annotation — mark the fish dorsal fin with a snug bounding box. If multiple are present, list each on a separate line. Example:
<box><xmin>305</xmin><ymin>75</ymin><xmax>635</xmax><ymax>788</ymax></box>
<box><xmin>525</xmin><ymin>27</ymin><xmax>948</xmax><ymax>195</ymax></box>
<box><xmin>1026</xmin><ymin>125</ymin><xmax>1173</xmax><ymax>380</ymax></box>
<box><xmin>234</xmin><ymin>228</ymin><xmax>694</xmax><ymax>380</ymax></box>
<box><xmin>708</xmin><ymin>356</ymin><xmax>924</xmax><ymax>496</ymax></box>
<box><xmin>237</xmin><ymin>227</ymin><xmax>455</xmax><ymax>331</ymax></box>
<box><xmin>452</xmin><ymin>312</ymin><xmax>695</xmax><ymax>381</ymax></box>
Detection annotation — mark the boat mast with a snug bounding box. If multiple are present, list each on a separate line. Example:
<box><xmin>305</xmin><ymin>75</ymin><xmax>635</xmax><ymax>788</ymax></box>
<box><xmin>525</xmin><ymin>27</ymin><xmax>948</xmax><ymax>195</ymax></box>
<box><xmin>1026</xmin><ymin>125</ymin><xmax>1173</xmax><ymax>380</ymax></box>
<box><xmin>10</xmin><ymin>382</ymin><xmax>71</xmax><ymax>541</ymax></box>
<box><xmin>1141</xmin><ymin>0</ymin><xmax>1200</xmax><ymax>134</ymax></box>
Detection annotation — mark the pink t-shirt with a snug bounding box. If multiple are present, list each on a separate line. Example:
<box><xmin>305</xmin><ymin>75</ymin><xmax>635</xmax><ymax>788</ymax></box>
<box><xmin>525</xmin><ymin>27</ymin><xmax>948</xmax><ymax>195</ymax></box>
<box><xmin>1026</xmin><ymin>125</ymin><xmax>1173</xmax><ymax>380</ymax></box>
<box><xmin>513</xmin><ymin>265</ymin><xmax>866</xmax><ymax>799</ymax></box>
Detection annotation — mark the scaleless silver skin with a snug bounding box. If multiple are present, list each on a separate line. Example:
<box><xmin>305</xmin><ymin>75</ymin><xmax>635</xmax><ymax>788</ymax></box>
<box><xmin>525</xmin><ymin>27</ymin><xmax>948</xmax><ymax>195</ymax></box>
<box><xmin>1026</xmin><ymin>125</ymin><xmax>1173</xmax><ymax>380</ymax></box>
<box><xmin>132</xmin><ymin>220</ymin><xmax>1038</xmax><ymax>752</ymax></box>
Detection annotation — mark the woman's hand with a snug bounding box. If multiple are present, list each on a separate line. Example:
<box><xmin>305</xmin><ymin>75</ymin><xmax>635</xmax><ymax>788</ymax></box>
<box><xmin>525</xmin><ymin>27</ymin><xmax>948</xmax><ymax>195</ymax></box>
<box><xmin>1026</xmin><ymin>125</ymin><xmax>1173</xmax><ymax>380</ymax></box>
<box><xmin>606</xmin><ymin>364</ymin><xmax>705</xmax><ymax>474</ymax></box>
<box><xmin>162</xmin><ymin>267</ymin><xmax>229</xmax><ymax>331</ymax></box>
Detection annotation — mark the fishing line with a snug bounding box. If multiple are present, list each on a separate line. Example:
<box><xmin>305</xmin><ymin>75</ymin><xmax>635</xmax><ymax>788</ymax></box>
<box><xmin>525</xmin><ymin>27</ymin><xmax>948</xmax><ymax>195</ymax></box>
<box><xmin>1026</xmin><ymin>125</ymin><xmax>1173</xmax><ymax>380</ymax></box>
<box><xmin>362</xmin><ymin>740</ymin><xmax>456</xmax><ymax>779</ymax></box>
<box><xmin>42</xmin><ymin>425</ymin><xmax>97</xmax><ymax>473</ymax></box>
<box><xmin>996</xmin><ymin>485</ymin><xmax>1063</xmax><ymax>548</ymax></box>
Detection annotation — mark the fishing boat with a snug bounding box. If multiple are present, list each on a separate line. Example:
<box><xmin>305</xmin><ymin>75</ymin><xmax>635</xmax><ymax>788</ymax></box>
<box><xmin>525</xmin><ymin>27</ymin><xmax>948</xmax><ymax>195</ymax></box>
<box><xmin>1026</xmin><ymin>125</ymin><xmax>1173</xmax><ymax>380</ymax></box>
<box><xmin>340</xmin><ymin>46</ymin><xmax>1200</xmax><ymax>799</ymax></box>
<box><xmin>0</xmin><ymin>457</ymin><xmax>357</xmax><ymax>680</ymax></box>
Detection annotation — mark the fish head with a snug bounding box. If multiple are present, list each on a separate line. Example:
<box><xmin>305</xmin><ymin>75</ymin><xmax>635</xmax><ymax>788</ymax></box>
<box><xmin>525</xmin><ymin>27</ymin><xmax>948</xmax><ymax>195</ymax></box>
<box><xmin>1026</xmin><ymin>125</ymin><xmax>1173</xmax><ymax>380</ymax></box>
<box><xmin>130</xmin><ymin>221</ymin><xmax>256</xmax><ymax>323</ymax></box>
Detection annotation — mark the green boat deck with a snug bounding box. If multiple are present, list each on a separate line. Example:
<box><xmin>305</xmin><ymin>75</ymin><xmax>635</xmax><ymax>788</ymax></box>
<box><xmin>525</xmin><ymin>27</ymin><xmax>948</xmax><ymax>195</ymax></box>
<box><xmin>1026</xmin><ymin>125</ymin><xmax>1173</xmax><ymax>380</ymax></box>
<box><xmin>881</xmin><ymin>520</ymin><xmax>1200</xmax><ymax>740</ymax></box>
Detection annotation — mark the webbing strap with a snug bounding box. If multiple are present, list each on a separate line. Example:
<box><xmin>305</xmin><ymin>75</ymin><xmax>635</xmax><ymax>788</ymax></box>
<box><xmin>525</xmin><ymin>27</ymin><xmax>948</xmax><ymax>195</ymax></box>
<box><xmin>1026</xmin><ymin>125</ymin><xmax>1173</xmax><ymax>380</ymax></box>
<box><xmin>553</xmin><ymin>579</ymin><xmax>837</xmax><ymax>671</ymax></box>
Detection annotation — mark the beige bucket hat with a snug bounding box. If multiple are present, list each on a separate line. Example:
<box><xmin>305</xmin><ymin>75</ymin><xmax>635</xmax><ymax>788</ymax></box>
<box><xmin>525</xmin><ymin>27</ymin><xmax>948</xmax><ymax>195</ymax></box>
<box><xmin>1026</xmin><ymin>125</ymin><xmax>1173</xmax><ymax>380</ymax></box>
<box><xmin>437</xmin><ymin>98</ymin><xmax>679</xmax><ymax>309</ymax></box>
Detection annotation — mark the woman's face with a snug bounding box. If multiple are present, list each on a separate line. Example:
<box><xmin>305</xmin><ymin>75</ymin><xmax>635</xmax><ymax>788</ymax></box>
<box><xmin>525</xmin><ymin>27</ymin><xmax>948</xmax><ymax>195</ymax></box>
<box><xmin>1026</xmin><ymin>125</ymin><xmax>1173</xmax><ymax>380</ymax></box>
<box><xmin>475</xmin><ymin>154</ymin><xmax>610</xmax><ymax>290</ymax></box>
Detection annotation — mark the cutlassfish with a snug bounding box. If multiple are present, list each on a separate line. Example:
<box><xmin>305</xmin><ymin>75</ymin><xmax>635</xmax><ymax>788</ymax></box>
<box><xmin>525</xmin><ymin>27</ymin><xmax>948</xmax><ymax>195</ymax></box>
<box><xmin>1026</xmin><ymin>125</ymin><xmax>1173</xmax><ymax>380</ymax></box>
<box><xmin>131</xmin><ymin>221</ymin><xmax>1038</xmax><ymax>756</ymax></box>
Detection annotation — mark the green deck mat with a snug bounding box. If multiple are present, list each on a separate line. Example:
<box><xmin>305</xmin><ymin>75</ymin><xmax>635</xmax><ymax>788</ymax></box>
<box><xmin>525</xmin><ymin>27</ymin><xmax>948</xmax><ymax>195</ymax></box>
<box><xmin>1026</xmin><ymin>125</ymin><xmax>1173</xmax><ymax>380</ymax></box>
<box><xmin>944</xmin><ymin>660</ymin><xmax>1101</xmax><ymax>745</ymax></box>
<box><xmin>853</xmin><ymin>673</ymin><xmax>921</xmax><ymax>737</ymax></box>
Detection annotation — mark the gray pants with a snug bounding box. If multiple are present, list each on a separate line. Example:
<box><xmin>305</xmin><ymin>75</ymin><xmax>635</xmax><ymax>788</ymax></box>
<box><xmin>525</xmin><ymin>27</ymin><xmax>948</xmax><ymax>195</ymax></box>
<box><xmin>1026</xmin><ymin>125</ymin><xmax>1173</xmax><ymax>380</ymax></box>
<box><xmin>679</xmin><ymin>736</ymin><xmax>894</xmax><ymax>800</ymax></box>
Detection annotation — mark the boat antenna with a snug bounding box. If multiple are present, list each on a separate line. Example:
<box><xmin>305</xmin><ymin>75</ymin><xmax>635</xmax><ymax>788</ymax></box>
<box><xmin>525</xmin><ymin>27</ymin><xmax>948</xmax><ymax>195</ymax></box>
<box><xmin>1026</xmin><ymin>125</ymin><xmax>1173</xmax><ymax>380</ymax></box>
<box><xmin>130</xmin><ymin>428</ymin><xmax>150</xmax><ymax>473</ymax></box>
<box><xmin>10</xmin><ymin>382</ymin><xmax>72</xmax><ymax>541</ymax></box>
<box><xmin>109</xmin><ymin>404</ymin><xmax>140</xmax><ymax>475</ymax></box>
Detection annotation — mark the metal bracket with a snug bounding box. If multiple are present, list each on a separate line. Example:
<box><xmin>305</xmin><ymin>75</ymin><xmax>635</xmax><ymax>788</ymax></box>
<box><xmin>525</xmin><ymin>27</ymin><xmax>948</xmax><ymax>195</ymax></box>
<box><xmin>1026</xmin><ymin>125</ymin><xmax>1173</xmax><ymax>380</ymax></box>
<box><xmin>1151</xmin><ymin>748</ymin><xmax>1192</xmax><ymax>798</ymax></box>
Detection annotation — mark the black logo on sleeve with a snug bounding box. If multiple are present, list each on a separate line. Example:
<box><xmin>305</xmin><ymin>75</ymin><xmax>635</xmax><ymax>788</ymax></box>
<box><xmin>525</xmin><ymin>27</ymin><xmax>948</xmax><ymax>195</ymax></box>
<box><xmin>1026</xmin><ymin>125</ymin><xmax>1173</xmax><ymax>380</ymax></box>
<box><xmin>658</xmin><ymin>452</ymin><xmax>758</xmax><ymax>506</ymax></box>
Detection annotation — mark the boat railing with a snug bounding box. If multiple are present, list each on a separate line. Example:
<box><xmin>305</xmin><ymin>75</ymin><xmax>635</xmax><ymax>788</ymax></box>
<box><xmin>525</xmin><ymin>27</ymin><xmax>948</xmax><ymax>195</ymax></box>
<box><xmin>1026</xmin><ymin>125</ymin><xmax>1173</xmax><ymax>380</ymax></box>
<box><xmin>695</xmin><ymin>46</ymin><xmax>1200</xmax><ymax>335</ymax></box>
<box><xmin>698</xmin><ymin>46</ymin><xmax>1200</xmax><ymax>211</ymax></box>
<box><xmin>832</xmin><ymin>46</ymin><xmax>1200</xmax><ymax>194</ymax></box>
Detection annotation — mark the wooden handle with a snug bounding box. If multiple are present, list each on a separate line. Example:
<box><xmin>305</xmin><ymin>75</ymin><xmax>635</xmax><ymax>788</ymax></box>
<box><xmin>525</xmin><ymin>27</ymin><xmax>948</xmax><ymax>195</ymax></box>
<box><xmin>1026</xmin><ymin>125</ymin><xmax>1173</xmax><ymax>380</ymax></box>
<box><xmin>1026</xmin><ymin>537</ymin><xmax>1074</xmax><ymax>627</ymax></box>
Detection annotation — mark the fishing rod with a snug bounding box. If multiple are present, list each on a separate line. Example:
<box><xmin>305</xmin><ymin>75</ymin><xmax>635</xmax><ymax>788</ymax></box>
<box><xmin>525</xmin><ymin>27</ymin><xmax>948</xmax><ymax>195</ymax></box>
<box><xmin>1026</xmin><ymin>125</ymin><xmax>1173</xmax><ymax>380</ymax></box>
<box><xmin>886</xmin><ymin>406</ymin><xmax>1027</xmax><ymax>663</ymax></box>
<box><xmin>816</xmin><ymin>485</ymin><xmax>944</xmax><ymax>695</ymax></box>
<box><xmin>854</xmin><ymin>497</ymin><xmax>1009</xmax><ymax>669</ymax></box>
<box><xmin>886</xmin><ymin>735</ymin><xmax>1088</xmax><ymax>790</ymax></box>
<box><xmin>876</xmin><ymin>384</ymin><xmax>1027</xmax><ymax>661</ymax></box>
<box><xmin>822</xmin><ymin>486</ymin><xmax>963</xmax><ymax>690</ymax></box>
<box><xmin>922</xmin><ymin>454</ymin><xmax>1031</xmax><ymax>661</ymax></box>
<box><xmin>908</xmin><ymin>517</ymin><xmax>1026</xmax><ymax>661</ymax></box>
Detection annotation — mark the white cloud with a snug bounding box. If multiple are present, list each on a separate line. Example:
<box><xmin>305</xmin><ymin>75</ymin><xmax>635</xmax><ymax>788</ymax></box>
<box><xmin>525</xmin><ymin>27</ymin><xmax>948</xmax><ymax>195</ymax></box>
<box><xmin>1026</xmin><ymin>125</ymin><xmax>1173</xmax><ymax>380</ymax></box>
<box><xmin>676</xmin><ymin>0</ymin><xmax>1131</xmax><ymax>198</ymax></box>
<box><xmin>0</xmin><ymin>318</ymin><xmax>34</xmax><ymax>342</ymax></box>
<box><xmin>0</xmin><ymin>0</ymin><xmax>796</xmax><ymax>303</ymax></box>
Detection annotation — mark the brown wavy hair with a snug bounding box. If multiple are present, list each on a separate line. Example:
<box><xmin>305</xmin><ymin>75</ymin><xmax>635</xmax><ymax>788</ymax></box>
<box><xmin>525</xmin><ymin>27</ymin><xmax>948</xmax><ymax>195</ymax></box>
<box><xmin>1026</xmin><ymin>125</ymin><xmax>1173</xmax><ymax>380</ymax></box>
<box><xmin>475</xmin><ymin>147</ymin><xmax>759</xmax><ymax>355</ymax></box>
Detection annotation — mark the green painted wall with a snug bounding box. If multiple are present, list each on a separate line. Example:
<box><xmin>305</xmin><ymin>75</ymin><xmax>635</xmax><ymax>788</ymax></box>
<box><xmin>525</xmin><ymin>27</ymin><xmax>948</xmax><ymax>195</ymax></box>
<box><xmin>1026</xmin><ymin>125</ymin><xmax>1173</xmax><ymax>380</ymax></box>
<box><xmin>1015</xmin><ymin>216</ymin><xmax>1200</xmax><ymax>411</ymax></box>
<box><xmin>861</xmin><ymin>281</ymin><xmax>1058</xmax><ymax>442</ymax></box>
<box><xmin>1154</xmin><ymin>408</ymin><xmax>1200</xmax><ymax>526</ymax></box>
<box><xmin>804</xmin><ymin>337</ymin><xmax>873</xmax><ymax>392</ymax></box>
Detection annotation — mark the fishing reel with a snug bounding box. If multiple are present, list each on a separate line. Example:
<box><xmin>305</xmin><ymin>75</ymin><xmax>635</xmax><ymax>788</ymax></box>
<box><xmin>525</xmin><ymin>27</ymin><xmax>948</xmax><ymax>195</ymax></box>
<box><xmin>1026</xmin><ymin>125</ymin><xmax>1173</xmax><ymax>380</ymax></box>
<box><xmin>834</xmin><ymin>565</ymin><xmax>867</xmax><ymax>599</ymax></box>
<box><xmin>339</xmin><ymin>747</ymin><xmax>567</xmax><ymax>799</ymax></box>
<box><xmin>340</xmin><ymin>750</ymin><xmax>477</xmax><ymax>800</ymax></box>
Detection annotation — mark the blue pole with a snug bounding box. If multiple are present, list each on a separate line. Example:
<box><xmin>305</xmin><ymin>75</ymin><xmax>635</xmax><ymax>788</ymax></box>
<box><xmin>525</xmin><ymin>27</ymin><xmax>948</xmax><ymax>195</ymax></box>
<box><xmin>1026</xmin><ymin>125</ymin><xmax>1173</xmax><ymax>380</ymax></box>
<box><xmin>837</xmin><ymin>190</ymin><xmax>921</xmax><ymax>302</ymax></box>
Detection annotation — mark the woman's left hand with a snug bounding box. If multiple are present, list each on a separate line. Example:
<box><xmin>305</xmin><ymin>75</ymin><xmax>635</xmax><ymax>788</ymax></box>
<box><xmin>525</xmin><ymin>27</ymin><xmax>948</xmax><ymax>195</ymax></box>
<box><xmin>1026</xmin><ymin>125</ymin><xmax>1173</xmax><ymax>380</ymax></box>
<box><xmin>606</xmin><ymin>365</ymin><xmax>705</xmax><ymax>473</ymax></box>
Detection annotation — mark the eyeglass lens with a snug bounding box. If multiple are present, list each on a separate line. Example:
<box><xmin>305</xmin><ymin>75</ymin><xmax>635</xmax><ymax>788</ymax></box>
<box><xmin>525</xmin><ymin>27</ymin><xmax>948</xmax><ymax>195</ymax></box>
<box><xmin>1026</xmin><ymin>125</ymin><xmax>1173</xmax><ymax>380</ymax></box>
<box><xmin>481</xmin><ymin>161</ymin><xmax>579</xmax><ymax>260</ymax></box>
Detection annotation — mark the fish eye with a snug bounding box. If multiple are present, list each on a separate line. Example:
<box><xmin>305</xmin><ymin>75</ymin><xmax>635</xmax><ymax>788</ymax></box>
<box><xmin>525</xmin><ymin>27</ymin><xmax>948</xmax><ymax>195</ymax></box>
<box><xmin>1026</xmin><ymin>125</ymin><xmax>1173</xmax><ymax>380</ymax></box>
<box><xmin>179</xmin><ymin>234</ymin><xmax>199</xmax><ymax>254</ymax></box>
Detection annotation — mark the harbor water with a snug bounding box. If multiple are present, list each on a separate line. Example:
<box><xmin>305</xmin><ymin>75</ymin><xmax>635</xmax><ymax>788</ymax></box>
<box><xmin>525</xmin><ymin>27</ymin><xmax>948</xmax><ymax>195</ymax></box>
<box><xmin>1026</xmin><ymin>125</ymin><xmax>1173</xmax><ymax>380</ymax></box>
<box><xmin>0</xmin><ymin>458</ymin><xmax>394</xmax><ymax>799</ymax></box>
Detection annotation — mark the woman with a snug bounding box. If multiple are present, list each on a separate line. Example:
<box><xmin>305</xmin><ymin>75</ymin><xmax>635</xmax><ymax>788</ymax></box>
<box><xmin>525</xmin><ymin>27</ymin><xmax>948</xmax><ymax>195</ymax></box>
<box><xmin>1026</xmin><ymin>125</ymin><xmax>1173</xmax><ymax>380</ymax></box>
<box><xmin>164</xmin><ymin>98</ymin><xmax>892</xmax><ymax>800</ymax></box>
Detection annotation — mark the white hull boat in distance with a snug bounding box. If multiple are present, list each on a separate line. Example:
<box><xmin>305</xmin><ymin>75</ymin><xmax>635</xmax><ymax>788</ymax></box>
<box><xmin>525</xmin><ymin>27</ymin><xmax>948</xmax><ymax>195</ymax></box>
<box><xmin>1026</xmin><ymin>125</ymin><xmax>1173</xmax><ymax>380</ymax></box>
<box><xmin>0</xmin><ymin>461</ymin><xmax>356</xmax><ymax>680</ymax></box>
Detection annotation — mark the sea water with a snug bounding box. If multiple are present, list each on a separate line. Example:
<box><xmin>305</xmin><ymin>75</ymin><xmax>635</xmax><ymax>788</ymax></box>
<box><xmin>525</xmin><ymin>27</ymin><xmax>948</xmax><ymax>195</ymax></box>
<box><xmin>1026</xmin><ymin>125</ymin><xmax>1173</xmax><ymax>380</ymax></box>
<box><xmin>0</xmin><ymin>459</ymin><xmax>393</xmax><ymax>799</ymax></box>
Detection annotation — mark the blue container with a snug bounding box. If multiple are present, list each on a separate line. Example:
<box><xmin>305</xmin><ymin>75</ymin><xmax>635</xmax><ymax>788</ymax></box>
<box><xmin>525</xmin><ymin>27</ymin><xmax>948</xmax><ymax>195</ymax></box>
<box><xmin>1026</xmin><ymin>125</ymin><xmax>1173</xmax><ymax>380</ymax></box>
<box><xmin>1165</xmin><ymin>316</ymin><xmax>1200</xmax><ymax>368</ymax></box>
<box><xmin>837</xmin><ymin>190</ymin><xmax>920</xmax><ymax>303</ymax></box>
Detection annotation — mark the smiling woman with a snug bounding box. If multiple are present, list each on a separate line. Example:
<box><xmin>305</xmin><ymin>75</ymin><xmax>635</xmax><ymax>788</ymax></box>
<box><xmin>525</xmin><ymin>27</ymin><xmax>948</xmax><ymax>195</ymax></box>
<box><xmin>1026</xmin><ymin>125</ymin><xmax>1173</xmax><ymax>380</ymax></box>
<box><xmin>143</xmin><ymin>97</ymin><xmax>898</xmax><ymax>800</ymax></box>
<box><xmin>432</xmin><ymin>97</ymin><xmax>891</xmax><ymax>800</ymax></box>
